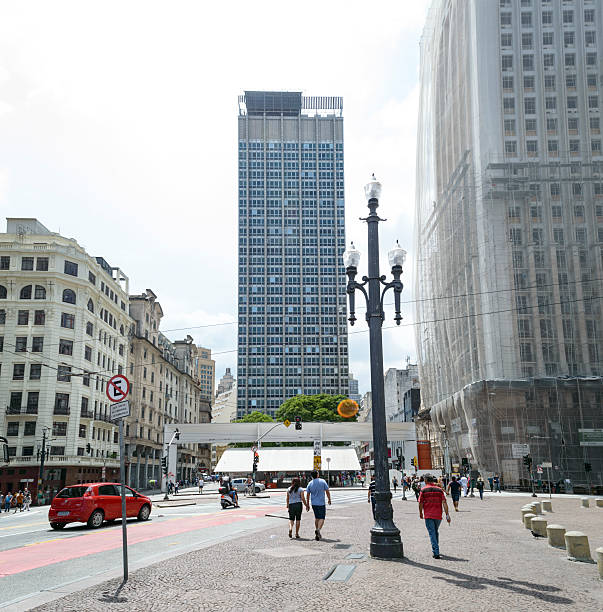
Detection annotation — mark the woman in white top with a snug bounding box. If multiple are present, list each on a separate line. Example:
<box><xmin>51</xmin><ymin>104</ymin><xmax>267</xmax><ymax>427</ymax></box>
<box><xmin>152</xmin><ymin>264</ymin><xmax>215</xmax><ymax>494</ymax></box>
<box><xmin>286</xmin><ymin>478</ymin><xmax>307</xmax><ymax>539</ymax></box>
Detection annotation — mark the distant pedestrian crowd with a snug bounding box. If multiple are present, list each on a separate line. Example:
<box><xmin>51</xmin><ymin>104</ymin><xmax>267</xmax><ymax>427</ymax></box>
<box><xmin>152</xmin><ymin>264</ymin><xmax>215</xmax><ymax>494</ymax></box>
<box><xmin>0</xmin><ymin>488</ymin><xmax>32</xmax><ymax>513</ymax></box>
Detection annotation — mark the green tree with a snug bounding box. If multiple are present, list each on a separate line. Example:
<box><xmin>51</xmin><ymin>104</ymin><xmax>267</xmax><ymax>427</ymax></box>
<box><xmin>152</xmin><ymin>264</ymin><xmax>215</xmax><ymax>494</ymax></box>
<box><xmin>275</xmin><ymin>394</ymin><xmax>354</xmax><ymax>423</ymax></box>
<box><xmin>236</xmin><ymin>411</ymin><xmax>274</xmax><ymax>423</ymax></box>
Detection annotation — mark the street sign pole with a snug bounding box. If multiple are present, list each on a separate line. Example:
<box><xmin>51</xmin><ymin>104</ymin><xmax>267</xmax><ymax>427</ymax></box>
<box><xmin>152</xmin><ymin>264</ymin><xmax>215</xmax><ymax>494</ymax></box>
<box><xmin>119</xmin><ymin>417</ymin><xmax>128</xmax><ymax>583</ymax></box>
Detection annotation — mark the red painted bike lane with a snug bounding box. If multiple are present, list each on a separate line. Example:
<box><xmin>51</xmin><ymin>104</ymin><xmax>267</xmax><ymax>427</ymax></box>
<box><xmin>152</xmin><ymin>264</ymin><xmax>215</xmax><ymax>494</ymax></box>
<box><xmin>0</xmin><ymin>505</ymin><xmax>281</xmax><ymax>578</ymax></box>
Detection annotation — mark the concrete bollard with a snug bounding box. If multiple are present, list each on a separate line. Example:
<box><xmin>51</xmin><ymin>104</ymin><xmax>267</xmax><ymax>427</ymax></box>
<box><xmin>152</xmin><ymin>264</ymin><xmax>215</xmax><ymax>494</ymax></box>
<box><xmin>530</xmin><ymin>501</ymin><xmax>542</xmax><ymax>514</ymax></box>
<box><xmin>542</xmin><ymin>500</ymin><xmax>553</xmax><ymax>512</ymax></box>
<box><xmin>564</xmin><ymin>531</ymin><xmax>593</xmax><ymax>562</ymax></box>
<box><xmin>596</xmin><ymin>499</ymin><xmax>603</xmax><ymax>508</ymax></box>
<box><xmin>530</xmin><ymin>516</ymin><xmax>547</xmax><ymax>537</ymax></box>
<box><xmin>521</xmin><ymin>507</ymin><xmax>534</xmax><ymax>520</ymax></box>
<box><xmin>547</xmin><ymin>524</ymin><xmax>566</xmax><ymax>548</ymax></box>
<box><xmin>596</xmin><ymin>547</ymin><xmax>603</xmax><ymax>580</ymax></box>
<box><xmin>581</xmin><ymin>498</ymin><xmax>590</xmax><ymax>508</ymax></box>
<box><xmin>523</xmin><ymin>513</ymin><xmax>536</xmax><ymax>529</ymax></box>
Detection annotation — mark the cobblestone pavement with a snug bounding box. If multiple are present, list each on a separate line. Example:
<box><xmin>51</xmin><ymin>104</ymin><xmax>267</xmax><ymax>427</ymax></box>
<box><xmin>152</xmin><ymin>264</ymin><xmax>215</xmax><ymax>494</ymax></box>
<box><xmin>34</xmin><ymin>493</ymin><xmax>603</xmax><ymax>612</ymax></box>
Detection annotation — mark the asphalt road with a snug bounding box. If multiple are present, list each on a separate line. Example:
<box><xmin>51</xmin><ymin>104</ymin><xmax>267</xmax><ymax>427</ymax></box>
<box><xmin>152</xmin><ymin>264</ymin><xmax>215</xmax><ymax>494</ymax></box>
<box><xmin>0</xmin><ymin>485</ymin><xmax>380</xmax><ymax>609</ymax></box>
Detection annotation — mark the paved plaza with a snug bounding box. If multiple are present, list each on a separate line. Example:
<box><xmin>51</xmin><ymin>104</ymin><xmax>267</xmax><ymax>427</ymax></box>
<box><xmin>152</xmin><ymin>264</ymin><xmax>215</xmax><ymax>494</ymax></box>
<box><xmin>33</xmin><ymin>492</ymin><xmax>602</xmax><ymax>612</ymax></box>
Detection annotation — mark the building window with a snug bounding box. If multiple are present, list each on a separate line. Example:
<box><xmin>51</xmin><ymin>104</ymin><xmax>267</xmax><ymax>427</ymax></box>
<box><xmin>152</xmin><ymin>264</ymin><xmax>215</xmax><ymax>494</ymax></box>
<box><xmin>524</xmin><ymin>98</ymin><xmax>536</xmax><ymax>114</ymax></box>
<box><xmin>527</xmin><ymin>140</ymin><xmax>538</xmax><ymax>155</ymax></box>
<box><xmin>36</xmin><ymin>257</ymin><xmax>49</xmax><ymax>271</ymax></box>
<box><xmin>86</xmin><ymin>321</ymin><xmax>93</xmax><ymax>336</ymax></box>
<box><xmin>87</xmin><ymin>298</ymin><xmax>94</xmax><ymax>313</ymax></box>
<box><xmin>85</xmin><ymin>345</ymin><xmax>92</xmax><ymax>361</ymax></box>
<box><xmin>500</xmin><ymin>12</ymin><xmax>512</xmax><ymax>27</ymax></box>
<box><xmin>6</xmin><ymin>422</ymin><xmax>19</xmax><ymax>436</ymax></box>
<box><xmin>501</xmin><ymin>33</ymin><xmax>512</xmax><ymax>47</ymax></box>
<box><xmin>9</xmin><ymin>392</ymin><xmax>22</xmax><ymax>410</ymax></box>
<box><xmin>504</xmin><ymin>119</ymin><xmax>516</xmax><ymax>135</ymax></box>
<box><xmin>15</xmin><ymin>337</ymin><xmax>27</xmax><ymax>352</ymax></box>
<box><xmin>12</xmin><ymin>363</ymin><xmax>25</xmax><ymax>380</ymax></box>
<box><xmin>33</xmin><ymin>285</ymin><xmax>46</xmax><ymax>300</ymax></box>
<box><xmin>59</xmin><ymin>338</ymin><xmax>73</xmax><ymax>356</ymax></box>
<box><xmin>50</xmin><ymin>446</ymin><xmax>65</xmax><ymax>456</ymax></box>
<box><xmin>521</xmin><ymin>12</ymin><xmax>532</xmax><ymax>27</ymax></box>
<box><xmin>79</xmin><ymin>424</ymin><xmax>87</xmax><ymax>438</ymax></box>
<box><xmin>26</xmin><ymin>392</ymin><xmax>39</xmax><ymax>413</ymax></box>
<box><xmin>0</xmin><ymin>285</ymin><xmax>6</xmax><ymax>299</ymax></box>
<box><xmin>19</xmin><ymin>285</ymin><xmax>32</xmax><ymax>299</ymax></box>
<box><xmin>501</xmin><ymin>56</ymin><xmax>513</xmax><ymax>71</ymax></box>
<box><xmin>0</xmin><ymin>256</ymin><xmax>9</xmax><ymax>270</ymax></box>
<box><xmin>57</xmin><ymin>365</ymin><xmax>72</xmax><ymax>382</ymax></box>
<box><xmin>585</xmin><ymin>31</ymin><xmax>596</xmax><ymax>46</ymax></box>
<box><xmin>589</xmin><ymin>96</ymin><xmax>599</xmax><ymax>110</ymax></box>
<box><xmin>565</xmin><ymin>54</ymin><xmax>576</xmax><ymax>68</ymax></box>
<box><xmin>32</xmin><ymin>337</ymin><xmax>44</xmax><ymax>352</ymax></box>
<box><xmin>61</xmin><ymin>313</ymin><xmax>75</xmax><ymax>329</ymax></box>
<box><xmin>64</xmin><ymin>260</ymin><xmax>78</xmax><ymax>276</ymax></box>
<box><xmin>505</xmin><ymin>141</ymin><xmax>517</xmax><ymax>155</ymax></box>
<box><xmin>54</xmin><ymin>393</ymin><xmax>69</xmax><ymax>413</ymax></box>
<box><xmin>18</xmin><ymin>310</ymin><xmax>29</xmax><ymax>325</ymax></box>
<box><xmin>543</xmin><ymin>32</ymin><xmax>553</xmax><ymax>46</ymax></box>
<box><xmin>24</xmin><ymin>421</ymin><xmax>36</xmax><ymax>436</ymax></box>
<box><xmin>88</xmin><ymin>271</ymin><xmax>96</xmax><ymax>285</ymax></box>
<box><xmin>62</xmin><ymin>289</ymin><xmax>76</xmax><ymax>304</ymax></box>
<box><xmin>30</xmin><ymin>363</ymin><xmax>41</xmax><ymax>380</ymax></box>
<box><xmin>21</xmin><ymin>257</ymin><xmax>34</xmax><ymax>271</ymax></box>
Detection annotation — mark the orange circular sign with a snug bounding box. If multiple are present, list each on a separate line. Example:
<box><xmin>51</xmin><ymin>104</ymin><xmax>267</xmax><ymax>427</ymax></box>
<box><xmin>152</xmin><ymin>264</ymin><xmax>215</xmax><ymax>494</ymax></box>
<box><xmin>337</xmin><ymin>399</ymin><xmax>359</xmax><ymax>419</ymax></box>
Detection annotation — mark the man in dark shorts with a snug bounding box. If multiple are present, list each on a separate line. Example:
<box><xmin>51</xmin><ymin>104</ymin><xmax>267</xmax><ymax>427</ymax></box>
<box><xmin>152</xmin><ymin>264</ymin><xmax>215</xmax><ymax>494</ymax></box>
<box><xmin>446</xmin><ymin>475</ymin><xmax>462</xmax><ymax>512</ymax></box>
<box><xmin>419</xmin><ymin>474</ymin><xmax>450</xmax><ymax>558</ymax></box>
<box><xmin>305</xmin><ymin>470</ymin><xmax>331</xmax><ymax>540</ymax></box>
<box><xmin>367</xmin><ymin>476</ymin><xmax>376</xmax><ymax>519</ymax></box>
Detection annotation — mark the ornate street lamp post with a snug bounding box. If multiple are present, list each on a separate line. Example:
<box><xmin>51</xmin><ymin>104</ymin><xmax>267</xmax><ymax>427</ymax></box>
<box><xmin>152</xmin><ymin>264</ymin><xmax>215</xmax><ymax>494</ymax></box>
<box><xmin>343</xmin><ymin>175</ymin><xmax>405</xmax><ymax>559</ymax></box>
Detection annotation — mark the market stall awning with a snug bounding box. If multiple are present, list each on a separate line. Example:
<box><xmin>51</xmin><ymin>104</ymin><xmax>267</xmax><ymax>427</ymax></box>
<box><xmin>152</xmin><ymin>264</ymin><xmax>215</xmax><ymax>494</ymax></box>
<box><xmin>214</xmin><ymin>447</ymin><xmax>361</xmax><ymax>473</ymax></box>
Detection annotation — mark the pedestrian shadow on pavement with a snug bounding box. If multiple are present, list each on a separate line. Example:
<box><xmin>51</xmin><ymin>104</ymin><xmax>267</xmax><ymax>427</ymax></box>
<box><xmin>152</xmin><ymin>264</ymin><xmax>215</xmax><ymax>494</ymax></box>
<box><xmin>402</xmin><ymin>559</ymin><xmax>572</xmax><ymax>605</ymax></box>
<box><xmin>437</xmin><ymin>554</ymin><xmax>469</xmax><ymax>562</ymax></box>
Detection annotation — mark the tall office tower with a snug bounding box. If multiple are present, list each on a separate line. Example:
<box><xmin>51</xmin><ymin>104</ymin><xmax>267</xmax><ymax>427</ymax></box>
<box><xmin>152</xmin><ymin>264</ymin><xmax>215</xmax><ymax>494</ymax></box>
<box><xmin>237</xmin><ymin>91</ymin><xmax>349</xmax><ymax>418</ymax></box>
<box><xmin>415</xmin><ymin>1</ymin><xmax>603</xmax><ymax>487</ymax></box>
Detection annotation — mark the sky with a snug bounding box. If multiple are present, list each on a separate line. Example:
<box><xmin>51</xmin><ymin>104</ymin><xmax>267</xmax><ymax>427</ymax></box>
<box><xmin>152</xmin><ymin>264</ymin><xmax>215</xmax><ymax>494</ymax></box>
<box><xmin>0</xmin><ymin>0</ymin><xmax>431</xmax><ymax>395</ymax></box>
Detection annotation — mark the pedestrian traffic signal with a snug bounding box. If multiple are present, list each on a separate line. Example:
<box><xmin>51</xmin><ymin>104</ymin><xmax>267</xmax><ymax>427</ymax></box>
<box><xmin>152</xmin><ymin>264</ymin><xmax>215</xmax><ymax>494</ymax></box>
<box><xmin>253</xmin><ymin>451</ymin><xmax>259</xmax><ymax>473</ymax></box>
<box><xmin>295</xmin><ymin>416</ymin><xmax>302</xmax><ymax>430</ymax></box>
<box><xmin>401</xmin><ymin>456</ymin><xmax>405</xmax><ymax>468</ymax></box>
<box><xmin>523</xmin><ymin>454</ymin><xmax>532</xmax><ymax>467</ymax></box>
<box><xmin>584</xmin><ymin>462</ymin><xmax>592</xmax><ymax>473</ymax></box>
<box><xmin>161</xmin><ymin>456</ymin><xmax>168</xmax><ymax>474</ymax></box>
<box><xmin>461</xmin><ymin>457</ymin><xmax>468</xmax><ymax>466</ymax></box>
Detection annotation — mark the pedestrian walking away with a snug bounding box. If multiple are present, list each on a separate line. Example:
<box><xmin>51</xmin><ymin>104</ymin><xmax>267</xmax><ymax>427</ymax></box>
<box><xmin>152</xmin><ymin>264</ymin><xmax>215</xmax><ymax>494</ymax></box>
<box><xmin>392</xmin><ymin>477</ymin><xmax>398</xmax><ymax>493</ymax></box>
<box><xmin>418</xmin><ymin>474</ymin><xmax>451</xmax><ymax>559</ymax></box>
<box><xmin>305</xmin><ymin>470</ymin><xmax>331</xmax><ymax>541</ymax></box>
<box><xmin>476</xmin><ymin>476</ymin><xmax>485</xmax><ymax>500</ymax></box>
<box><xmin>460</xmin><ymin>474</ymin><xmax>468</xmax><ymax>497</ymax></box>
<box><xmin>446</xmin><ymin>476</ymin><xmax>462</xmax><ymax>512</ymax></box>
<box><xmin>198</xmin><ymin>479</ymin><xmax>204</xmax><ymax>494</ymax></box>
<box><xmin>493</xmin><ymin>474</ymin><xmax>501</xmax><ymax>493</ymax></box>
<box><xmin>368</xmin><ymin>477</ymin><xmax>376</xmax><ymax>519</ymax></box>
<box><xmin>286</xmin><ymin>478</ymin><xmax>307</xmax><ymax>539</ymax></box>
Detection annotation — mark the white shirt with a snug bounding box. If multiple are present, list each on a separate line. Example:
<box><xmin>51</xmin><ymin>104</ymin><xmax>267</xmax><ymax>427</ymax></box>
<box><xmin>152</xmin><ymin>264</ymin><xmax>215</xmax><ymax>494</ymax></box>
<box><xmin>460</xmin><ymin>477</ymin><xmax>468</xmax><ymax>487</ymax></box>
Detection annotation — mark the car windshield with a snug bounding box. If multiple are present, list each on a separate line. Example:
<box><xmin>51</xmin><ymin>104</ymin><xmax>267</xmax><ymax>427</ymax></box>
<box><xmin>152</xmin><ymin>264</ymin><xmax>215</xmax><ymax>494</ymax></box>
<box><xmin>56</xmin><ymin>486</ymin><xmax>89</xmax><ymax>498</ymax></box>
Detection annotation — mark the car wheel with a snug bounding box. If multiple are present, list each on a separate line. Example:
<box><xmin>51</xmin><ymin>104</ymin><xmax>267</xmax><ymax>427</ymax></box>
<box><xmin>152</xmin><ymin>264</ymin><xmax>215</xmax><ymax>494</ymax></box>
<box><xmin>87</xmin><ymin>509</ymin><xmax>104</xmax><ymax>529</ymax></box>
<box><xmin>50</xmin><ymin>522</ymin><xmax>66</xmax><ymax>530</ymax></box>
<box><xmin>137</xmin><ymin>504</ymin><xmax>151</xmax><ymax>521</ymax></box>
<box><xmin>255</xmin><ymin>486</ymin><xmax>261</xmax><ymax>494</ymax></box>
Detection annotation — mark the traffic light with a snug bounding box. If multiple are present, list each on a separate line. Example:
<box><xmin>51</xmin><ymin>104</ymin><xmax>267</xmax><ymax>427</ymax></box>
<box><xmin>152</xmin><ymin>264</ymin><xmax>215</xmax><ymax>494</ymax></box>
<box><xmin>252</xmin><ymin>451</ymin><xmax>259</xmax><ymax>473</ymax></box>
<box><xmin>401</xmin><ymin>455</ymin><xmax>405</xmax><ymax>468</ymax></box>
<box><xmin>461</xmin><ymin>457</ymin><xmax>469</xmax><ymax>467</ymax></box>
<box><xmin>161</xmin><ymin>456</ymin><xmax>168</xmax><ymax>474</ymax></box>
<box><xmin>411</xmin><ymin>457</ymin><xmax>417</xmax><ymax>468</ymax></box>
<box><xmin>86</xmin><ymin>443</ymin><xmax>91</xmax><ymax>454</ymax></box>
<box><xmin>584</xmin><ymin>462</ymin><xmax>592</xmax><ymax>473</ymax></box>
<box><xmin>523</xmin><ymin>454</ymin><xmax>532</xmax><ymax>467</ymax></box>
<box><xmin>295</xmin><ymin>416</ymin><xmax>302</xmax><ymax>430</ymax></box>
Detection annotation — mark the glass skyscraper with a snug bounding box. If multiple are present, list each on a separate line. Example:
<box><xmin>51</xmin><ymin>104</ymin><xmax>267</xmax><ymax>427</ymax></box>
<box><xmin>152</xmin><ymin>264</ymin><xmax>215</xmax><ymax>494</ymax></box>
<box><xmin>236</xmin><ymin>91</ymin><xmax>349</xmax><ymax>417</ymax></box>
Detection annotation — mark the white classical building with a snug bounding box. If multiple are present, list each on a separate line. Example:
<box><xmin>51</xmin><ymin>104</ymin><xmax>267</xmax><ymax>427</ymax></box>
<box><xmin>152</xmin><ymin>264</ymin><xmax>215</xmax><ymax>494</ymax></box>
<box><xmin>0</xmin><ymin>218</ymin><xmax>131</xmax><ymax>497</ymax></box>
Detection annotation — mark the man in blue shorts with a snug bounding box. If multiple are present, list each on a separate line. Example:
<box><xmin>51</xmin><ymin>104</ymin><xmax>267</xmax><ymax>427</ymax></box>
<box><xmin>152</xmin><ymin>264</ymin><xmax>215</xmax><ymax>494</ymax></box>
<box><xmin>305</xmin><ymin>470</ymin><xmax>331</xmax><ymax>540</ymax></box>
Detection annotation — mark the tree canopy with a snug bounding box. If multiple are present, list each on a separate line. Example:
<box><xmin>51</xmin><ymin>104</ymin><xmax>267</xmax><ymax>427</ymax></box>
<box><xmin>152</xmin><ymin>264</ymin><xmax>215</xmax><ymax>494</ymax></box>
<box><xmin>236</xmin><ymin>410</ymin><xmax>274</xmax><ymax>423</ymax></box>
<box><xmin>275</xmin><ymin>394</ymin><xmax>355</xmax><ymax>423</ymax></box>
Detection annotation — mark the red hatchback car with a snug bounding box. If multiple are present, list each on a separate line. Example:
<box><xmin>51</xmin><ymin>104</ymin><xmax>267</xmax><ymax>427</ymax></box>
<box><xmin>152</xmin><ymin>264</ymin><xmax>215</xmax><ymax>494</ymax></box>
<box><xmin>48</xmin><ymin>482</ymin><xmax>152</xmax><ymax>530</ymax></box>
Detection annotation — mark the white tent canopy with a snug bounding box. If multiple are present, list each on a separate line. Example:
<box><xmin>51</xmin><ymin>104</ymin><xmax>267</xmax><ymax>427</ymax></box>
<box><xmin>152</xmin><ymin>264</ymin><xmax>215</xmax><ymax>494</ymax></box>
<box><xmin>215</xmin><ymin>447</ymin><xmax>361</xmax><ymax>474</ymax></box>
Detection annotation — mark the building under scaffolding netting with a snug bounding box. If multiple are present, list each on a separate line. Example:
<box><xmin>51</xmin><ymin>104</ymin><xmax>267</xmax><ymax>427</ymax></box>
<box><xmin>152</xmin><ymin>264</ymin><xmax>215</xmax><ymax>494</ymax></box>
<box><xmin>414</xmin><ymin>1</ymin><xmax>603</xmax><ymax>489</ymax></box>
<box><xmin>417</xmin><ymin>377</ymin><xmax>602</xmax><ymax>490</ymax></box>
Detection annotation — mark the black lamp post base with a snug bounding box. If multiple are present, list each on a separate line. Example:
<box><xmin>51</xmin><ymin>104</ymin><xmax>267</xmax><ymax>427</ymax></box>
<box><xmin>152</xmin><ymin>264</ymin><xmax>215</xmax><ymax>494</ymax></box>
<box><xmin>370</xmin><ymin>528</ymin><xmax>404</xmax><ymax>560</ymax></box>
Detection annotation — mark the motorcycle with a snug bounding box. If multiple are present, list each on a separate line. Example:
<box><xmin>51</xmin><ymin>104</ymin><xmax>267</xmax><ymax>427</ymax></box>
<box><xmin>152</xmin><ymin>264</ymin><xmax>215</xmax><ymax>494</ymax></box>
<box><xmin>219</xmin><ymin>486</ymin><xmax>239</xmax><ymax>509</ymax></box>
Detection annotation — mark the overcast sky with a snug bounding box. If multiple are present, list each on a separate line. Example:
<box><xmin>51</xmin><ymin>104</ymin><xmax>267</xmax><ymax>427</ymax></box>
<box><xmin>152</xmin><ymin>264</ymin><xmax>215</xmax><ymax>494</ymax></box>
<box><xmin>0</xmin><ymin>0</ymin><xmax>430</xmax><ymax>395</ymax></box>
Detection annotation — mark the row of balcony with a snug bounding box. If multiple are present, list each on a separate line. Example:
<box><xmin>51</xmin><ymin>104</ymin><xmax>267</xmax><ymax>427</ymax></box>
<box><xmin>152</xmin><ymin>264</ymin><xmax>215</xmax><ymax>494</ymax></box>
<box><xmin>5</xmin><ymin>406</ymin><xmax>115</xmax><ymax>422</ymax></box>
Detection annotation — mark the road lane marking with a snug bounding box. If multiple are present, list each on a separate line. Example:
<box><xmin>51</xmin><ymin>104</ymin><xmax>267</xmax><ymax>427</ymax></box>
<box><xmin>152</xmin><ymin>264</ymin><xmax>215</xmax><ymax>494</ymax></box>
<box><xmin>0</xmin><ymin>521</ymin><xmax>47</xmax><ymax>532</ymax></box>
<box><xmin>0</xmin><ymin>505</ymin><xmax>283</xmax><ymax>577</ymax></box>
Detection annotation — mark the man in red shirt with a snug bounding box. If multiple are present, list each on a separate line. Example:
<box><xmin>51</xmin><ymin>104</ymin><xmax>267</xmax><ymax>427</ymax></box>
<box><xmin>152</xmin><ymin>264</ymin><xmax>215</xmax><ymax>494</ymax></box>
<box><xmin>418</xmin><ymin>474</ymin><xmax>451</xmax><ymax>559</ymax></box>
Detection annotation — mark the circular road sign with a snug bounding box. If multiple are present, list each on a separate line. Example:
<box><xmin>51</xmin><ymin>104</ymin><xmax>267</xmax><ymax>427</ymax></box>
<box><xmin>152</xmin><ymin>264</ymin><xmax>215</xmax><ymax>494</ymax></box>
<box><xmin>106</xmin><ymin>374</ymin><xmax>130</xmax><ymax>402</ymax></box>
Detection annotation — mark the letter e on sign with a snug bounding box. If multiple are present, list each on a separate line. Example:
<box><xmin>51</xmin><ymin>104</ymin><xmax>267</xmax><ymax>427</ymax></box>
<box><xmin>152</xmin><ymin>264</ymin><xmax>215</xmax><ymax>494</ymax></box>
<box><xmin>106</xmin><ymin>374</ymin><xmax>130</xmax><ymax>402</ymax></box>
